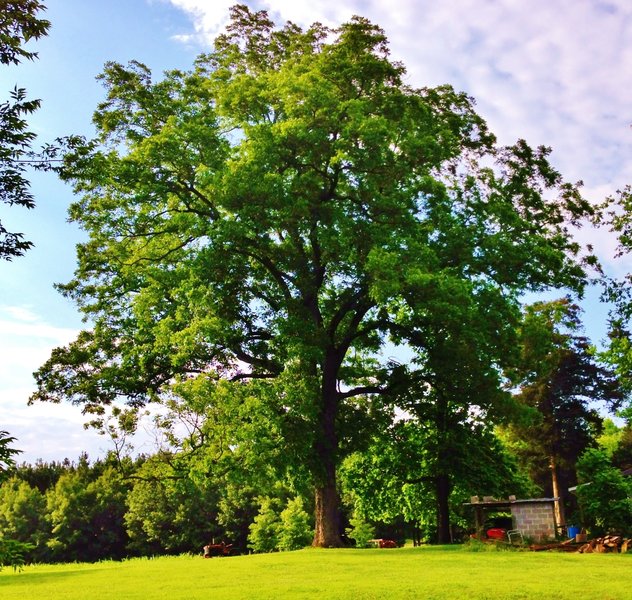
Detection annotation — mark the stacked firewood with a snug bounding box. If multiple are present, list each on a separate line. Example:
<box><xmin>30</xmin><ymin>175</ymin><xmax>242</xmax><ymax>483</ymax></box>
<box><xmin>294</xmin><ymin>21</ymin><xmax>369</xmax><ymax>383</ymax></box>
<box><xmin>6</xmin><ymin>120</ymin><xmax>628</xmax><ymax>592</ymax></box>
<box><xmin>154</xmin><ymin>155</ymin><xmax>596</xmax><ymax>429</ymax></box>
<box><xmin>529</xmin><ymin>535</ymin><xmax>632</xmax><ymax>553</ymax></box>
<box><xmin>577</xmin><ymin>535</ymin><xmax>632</xmax><ymax>553</ymax></box>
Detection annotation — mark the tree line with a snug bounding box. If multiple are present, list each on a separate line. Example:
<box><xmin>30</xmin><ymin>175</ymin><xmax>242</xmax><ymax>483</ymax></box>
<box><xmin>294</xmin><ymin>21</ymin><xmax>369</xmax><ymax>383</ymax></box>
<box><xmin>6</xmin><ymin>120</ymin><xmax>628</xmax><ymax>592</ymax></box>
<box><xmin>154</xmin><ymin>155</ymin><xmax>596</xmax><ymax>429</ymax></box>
<box><xmin>2</xmin><ymin>407</ymin><xmax>632</xmax><ymax>566</ymax></box>
<box><xmin>0</xmin><ymin>449</ymin><xmax>313</xmax><ymax>565</ymax></box>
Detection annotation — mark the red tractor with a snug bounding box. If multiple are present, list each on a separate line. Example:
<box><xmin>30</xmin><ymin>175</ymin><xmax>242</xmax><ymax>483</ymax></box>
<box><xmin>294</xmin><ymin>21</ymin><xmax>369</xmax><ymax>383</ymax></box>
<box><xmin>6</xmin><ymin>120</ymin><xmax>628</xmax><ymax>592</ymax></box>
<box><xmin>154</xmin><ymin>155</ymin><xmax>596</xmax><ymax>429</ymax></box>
<box><xmin>203</xmin><ymin>541</ymin><xmax>234</xmax><ymax>558</ymax></box>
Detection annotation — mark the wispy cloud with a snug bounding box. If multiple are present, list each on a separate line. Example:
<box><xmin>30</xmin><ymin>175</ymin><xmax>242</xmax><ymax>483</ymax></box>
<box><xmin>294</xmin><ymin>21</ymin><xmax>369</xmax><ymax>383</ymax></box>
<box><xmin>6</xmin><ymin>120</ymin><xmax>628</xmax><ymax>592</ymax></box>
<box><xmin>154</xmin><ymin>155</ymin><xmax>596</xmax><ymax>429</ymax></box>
<box><xmin>2</xmin><ymin>306</ymin><xmax>40</xmax><ymax>323</ymax></box>
<box><xmin>0</xmin><ymin>305</ymin><xmax>165</xmax><ymax>462</ymax></box>
<box><xmin>0</xmin><ymin>305</ymin><xmax>79</xmax><ymax>386</ymax></box>
<box><xmin>0</xmin><ymin>305</ymin><xmax>90</xmax><ymax>462</ymax></box>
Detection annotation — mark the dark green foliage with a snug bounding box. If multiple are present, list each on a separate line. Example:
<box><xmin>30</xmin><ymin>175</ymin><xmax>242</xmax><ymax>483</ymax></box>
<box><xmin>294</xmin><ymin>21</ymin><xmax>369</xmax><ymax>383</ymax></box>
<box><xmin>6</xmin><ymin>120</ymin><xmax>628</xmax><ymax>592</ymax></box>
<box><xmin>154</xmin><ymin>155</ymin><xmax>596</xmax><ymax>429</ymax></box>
<box><xmin>0</xmin><ymin>430</ymin><xmax>21</xmax><ymax>481</ymax></box>
<box><xmin>0</xmin><ymin>0</ymin><xmax>51</xmax><ymax>259</ymax></box>
<box><xmin>0</xmin><ymin>450</ymin><xmax>262</xmax><ymax>562</ymax></box>
<box><xmin>124</xmin><ymin>454</ymin><xmax>221</xmax><ymax>556</ymax></box>
<box><xmin>575</xmin><ymin>448</ymin><xmax>632</xmax><ymax>537</ymax></box>
<box><xmin>15</xmin><ymin>457</ymin><xmax>83</xmax><ymax>493</ymax></box>
<box><xmin>341</xmin><ymin>420</ymin><xmax>533</xmax><ymax>543</ymax></box>
<box><xmin>216</xmin><ymin>484</ymin><xmax>260</xmax><ymax>553</ymax></box>
<box><xmin>389</xmin><ymin>318</ymin><xmax>526</xmax><ymax>543</ymax></box>
<box><xmin>611</xmin><ymin>425</ymin><xmax>632</xmax><ymax>470</ymax></box>
<box><xmin>46</xmin><ymin>465</ymin><xmax>130</xmax><ymax>562</ymax></box>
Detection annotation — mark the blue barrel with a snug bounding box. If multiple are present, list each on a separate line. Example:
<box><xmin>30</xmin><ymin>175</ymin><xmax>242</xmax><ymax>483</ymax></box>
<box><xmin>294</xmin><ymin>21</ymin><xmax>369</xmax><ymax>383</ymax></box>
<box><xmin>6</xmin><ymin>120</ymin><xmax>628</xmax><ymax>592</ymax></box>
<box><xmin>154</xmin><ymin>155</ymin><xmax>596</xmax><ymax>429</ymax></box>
<box><xmin>567</xmin><ymin>526</ymin><xmax>580</xmax><ymax>539</ymax></box>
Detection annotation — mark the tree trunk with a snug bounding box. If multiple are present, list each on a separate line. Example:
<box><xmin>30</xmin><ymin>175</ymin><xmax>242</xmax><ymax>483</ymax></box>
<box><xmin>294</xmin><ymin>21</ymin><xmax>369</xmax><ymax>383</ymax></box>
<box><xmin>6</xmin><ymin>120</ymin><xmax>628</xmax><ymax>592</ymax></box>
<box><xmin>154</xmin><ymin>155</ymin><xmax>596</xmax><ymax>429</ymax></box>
<box><xmin>312</xmin><ymin>351</ymin><xmax>343</xmax><ymax>547</ymax></box>
<box><xmin>435</xmin><ymin>394</ymin><xmax>452</xmax><ymax>544</ymax></box>
<box><xmin>436</xmin><ymin>472</ymin><xmax>452</xmax><ymax>544</ymax></box>
<box><xmin>550</xmin><ymin>453</ymin><xmax>566</xmax><ymax>530</ymax></box>
<box><xmin>312</xmin><ymin>469</ymin><xmax>341</xmax><ymax>547</ymax></box>
<box><xmin>411</xmin><ymin>520</ymin><xmax>421</xmax><ymax>546</ymax></box>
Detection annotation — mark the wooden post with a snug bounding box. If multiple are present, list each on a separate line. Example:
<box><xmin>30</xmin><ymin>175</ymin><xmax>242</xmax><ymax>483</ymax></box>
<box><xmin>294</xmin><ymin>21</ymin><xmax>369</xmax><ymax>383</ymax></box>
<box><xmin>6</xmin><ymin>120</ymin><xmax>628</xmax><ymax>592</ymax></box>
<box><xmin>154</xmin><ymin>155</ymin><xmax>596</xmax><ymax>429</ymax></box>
<box><xmin>474</xmin><ymin>505</ymin><xmax>484</xmax><ymax>538</ymax></box>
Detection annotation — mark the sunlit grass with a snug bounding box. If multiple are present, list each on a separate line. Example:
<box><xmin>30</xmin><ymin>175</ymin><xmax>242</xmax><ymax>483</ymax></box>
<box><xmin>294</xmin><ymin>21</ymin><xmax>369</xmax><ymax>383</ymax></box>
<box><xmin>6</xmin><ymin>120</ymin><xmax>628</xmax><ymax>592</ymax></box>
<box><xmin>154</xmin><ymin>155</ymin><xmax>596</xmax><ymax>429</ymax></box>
<box><xmin>1</xmin><ymin>545</ymin><xmax>631</xmax><ymax>599</ymax></box>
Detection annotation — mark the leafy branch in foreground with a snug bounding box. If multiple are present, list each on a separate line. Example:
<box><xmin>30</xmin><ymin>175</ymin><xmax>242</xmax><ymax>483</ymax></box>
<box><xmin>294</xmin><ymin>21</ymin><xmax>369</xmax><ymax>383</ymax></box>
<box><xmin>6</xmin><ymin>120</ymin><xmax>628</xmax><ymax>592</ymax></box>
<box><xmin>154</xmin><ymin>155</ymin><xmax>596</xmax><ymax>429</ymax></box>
<box><xmin>0</xmin><ymin>430</ymin><xmax>21</xmax><ymax>482</ymax></box>
<box><xmin>0</xmin><ymin>0</ymin><xmax>51</xmax><ymax>260</ymax></box>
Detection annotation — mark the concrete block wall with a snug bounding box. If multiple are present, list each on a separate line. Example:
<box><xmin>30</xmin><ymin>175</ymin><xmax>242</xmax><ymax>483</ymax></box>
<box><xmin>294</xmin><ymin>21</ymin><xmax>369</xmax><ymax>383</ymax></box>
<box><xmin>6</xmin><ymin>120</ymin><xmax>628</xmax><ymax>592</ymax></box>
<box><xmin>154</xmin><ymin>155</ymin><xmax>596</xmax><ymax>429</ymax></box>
<box><xmin>511</xmin><ymin>501</ymin><xmax>556</xmax><ymax>541</ymax></box>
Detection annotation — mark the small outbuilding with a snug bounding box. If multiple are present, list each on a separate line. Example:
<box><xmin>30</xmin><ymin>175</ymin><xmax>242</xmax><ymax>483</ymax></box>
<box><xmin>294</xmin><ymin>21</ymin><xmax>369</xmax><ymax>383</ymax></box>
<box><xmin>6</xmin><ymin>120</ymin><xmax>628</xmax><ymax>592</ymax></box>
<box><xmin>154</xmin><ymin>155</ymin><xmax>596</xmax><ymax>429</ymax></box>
<box><xmin>464</xmin><ymin>496</ymin><xmax>558</xmax><ymax>542</ymax></box>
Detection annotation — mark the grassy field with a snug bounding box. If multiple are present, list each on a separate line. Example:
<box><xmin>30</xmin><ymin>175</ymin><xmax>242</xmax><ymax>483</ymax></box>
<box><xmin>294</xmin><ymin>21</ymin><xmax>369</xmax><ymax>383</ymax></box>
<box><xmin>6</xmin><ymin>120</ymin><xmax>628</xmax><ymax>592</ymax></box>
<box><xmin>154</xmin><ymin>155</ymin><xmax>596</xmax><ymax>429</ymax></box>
<box><xmin>1</xmin><ymin>545</ymin><xmax>631</xmax><ymax>599</ymax></box>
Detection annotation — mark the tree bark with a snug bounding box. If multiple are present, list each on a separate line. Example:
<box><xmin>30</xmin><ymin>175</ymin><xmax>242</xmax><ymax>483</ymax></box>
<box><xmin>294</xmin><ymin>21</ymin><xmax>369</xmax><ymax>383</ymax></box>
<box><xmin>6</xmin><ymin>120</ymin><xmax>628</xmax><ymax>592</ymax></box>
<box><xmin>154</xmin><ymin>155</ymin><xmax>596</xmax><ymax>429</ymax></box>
<box><xmin>435</xmin><ymin>472</ymin><xmax>452</xmax><ymax>544</ymax></box>
<box><xmin>312</xmin><ymin>350</ymin><xmax>343</xmax><ymax>547</ymax></box>
<box><xmin>435</xmin><ymin>394</ymin><xmax>452</xmax><ymax>544</ymax></box>
<box><xmin>412</xmin><ymin>520</ymin><xmax>422</xmax><ymax>547</ymax></box>
<box><xmin>312</xmin><ymin>469</ymin><xmax>341</xmax><ymax>547</ymax></box>
<box><xmin>550</xmin><ymin>453</ymin><xmax>566</xmax><ymax>529</ymax></box>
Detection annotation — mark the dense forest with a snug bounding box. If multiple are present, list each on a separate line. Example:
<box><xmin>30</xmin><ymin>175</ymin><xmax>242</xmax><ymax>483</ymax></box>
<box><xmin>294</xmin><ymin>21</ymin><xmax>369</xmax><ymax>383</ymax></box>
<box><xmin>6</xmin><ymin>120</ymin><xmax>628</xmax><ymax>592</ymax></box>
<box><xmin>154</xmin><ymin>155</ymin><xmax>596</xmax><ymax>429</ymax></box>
<box><xmin>2</xmin><ymin>3</ymin><xmax>632</xmax><ymax>566</ymax></box>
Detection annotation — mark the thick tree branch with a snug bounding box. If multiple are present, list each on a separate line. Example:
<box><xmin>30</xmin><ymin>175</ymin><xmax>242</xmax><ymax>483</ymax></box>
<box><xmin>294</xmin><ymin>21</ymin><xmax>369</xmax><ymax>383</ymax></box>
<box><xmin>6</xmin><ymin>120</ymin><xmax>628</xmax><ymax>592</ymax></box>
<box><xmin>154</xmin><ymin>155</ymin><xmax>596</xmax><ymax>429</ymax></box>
<box><xmin>230</xmin><ymin>372</ymin><xmax>277</xmax><ymax>382</ymax></box>
<box><xmin>234</xmin><ymin>245</ymin><xmax>294</xmax><ymax>302</ymax></box>
<box><xmin>338</xmin><ymin>384</ymin><xmax>385</xmax><ymax>399</ymax></box>
<box><xmin>233</xmin><ymin>348</ymin><xmax>281</xmax><ymax>375</ymax></box>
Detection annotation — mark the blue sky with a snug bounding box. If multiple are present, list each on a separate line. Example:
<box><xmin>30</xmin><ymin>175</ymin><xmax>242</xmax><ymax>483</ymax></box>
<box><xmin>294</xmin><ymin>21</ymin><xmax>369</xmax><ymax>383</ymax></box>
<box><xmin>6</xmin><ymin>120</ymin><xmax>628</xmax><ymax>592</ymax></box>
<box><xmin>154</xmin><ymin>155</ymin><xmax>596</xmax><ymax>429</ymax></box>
<box><xmin>1</xmin><ymin>0</ymin><xmax>631</xmax><ymax>463</ymax></box>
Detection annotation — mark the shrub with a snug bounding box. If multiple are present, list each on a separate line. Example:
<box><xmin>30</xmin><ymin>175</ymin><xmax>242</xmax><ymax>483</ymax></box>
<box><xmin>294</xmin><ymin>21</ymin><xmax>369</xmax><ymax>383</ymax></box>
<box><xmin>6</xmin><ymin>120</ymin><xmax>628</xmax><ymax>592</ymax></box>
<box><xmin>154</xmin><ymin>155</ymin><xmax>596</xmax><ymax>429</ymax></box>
<box><xmin>0</xmin><ymin>538</ymin><xmax>34</xmax><ymax>571</ymax></box>
<box><xmin>0</xmin><ymin>477</ymin><xmax>49</xmax><ymax>563</ymax></box>
<box><xmin>248</xmin><ymin>499</ymin><xmax>280</xmax><ymax>553</ymax></box>
<box><xmin>278</xmin><ymin>498</ymin><xmax>312</xmax><ymax>551</ymax></box>
<box><xmin>576</xmin><ymin>448</ymin><xmax>632</xmax><ymax>537</ymax></box>
<box><xmin>346</xmin><ymin>516</ymin><xmax>375</xmax><ymax>548</ymax></box>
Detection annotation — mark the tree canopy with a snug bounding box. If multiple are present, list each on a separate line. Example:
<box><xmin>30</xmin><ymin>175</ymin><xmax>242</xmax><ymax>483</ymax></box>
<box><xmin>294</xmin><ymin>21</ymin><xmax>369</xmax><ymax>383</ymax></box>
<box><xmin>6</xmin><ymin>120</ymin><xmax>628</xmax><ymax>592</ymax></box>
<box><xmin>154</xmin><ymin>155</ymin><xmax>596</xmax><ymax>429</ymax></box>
<box><xmin>32</xmin><ymin>5</ymin><xmax>595</xmax><ymax>546</ymax></box>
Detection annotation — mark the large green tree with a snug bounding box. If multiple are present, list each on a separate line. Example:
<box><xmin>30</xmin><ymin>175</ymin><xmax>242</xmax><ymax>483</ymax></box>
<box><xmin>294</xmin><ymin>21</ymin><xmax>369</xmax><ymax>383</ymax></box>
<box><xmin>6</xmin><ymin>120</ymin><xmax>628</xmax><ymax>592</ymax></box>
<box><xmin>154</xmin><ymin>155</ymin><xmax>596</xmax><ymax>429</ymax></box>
<box><xmin>382</xmin><ymin>288</ymin><xmax>525</xmax><ymax>543</ymax></box>
<box><xmin>341</xmin><ymin>418</ymin><xmax>532</xmax><ymax>544</ymax></box>
<box><xmin>575</xmin><ymin>448</ymin><xmax>632</xmax><ymax>537</ymax></box>
<box><xmin>32</xmin><ymin>6</ymin><xmax>593</xmax><ymax>546</ymax></box>
<box><xmin>0</xmin><ymin>0</ymin><xmax>51</xmax><ymax>259</ymax></box>
<box><xmin>125</xmin><ymin>454</ymin><xmax>221</xmax><ymax>555</ymax></box>
<box><xmin>46</xmin><ymin>462</ymin><xmax>129</xmax><ymax>562</ymax></box>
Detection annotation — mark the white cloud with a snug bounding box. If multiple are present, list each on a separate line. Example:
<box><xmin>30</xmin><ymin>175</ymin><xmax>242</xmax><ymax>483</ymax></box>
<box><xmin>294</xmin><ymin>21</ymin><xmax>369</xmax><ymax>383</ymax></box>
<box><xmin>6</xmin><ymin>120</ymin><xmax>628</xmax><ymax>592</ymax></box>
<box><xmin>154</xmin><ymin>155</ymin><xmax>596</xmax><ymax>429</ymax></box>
<box><xmin>3</xmin><ymin>399</ymin><xmax>161</xmax><ymax>464</ymax></box>
<box><xmin>163</xmin><ymin>0</ymin><xmax>235</xmax><ymax>42</ymax></box>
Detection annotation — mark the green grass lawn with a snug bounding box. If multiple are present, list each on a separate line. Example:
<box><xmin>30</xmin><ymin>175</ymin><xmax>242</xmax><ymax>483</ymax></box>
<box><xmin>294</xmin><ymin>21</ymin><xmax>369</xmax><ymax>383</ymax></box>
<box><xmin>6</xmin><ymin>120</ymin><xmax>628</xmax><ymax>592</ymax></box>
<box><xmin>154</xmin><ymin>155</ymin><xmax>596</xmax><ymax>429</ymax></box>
<box><xmin>1</xmin><ymin>545</ymin><xmax>630</xmax><ymax>599</ymax></box>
